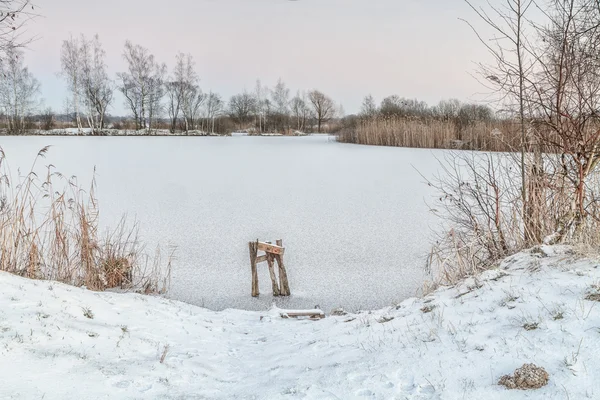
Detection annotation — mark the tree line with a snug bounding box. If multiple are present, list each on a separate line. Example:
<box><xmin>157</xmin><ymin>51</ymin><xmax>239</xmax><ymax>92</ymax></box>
<box><xmin>0</xmin><ymin>34</ymin><xmax>348</xmax><ymax>135</ymax></box>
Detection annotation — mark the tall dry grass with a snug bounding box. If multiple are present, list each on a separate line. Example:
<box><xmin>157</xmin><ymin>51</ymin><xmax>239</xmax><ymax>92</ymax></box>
<box><xmin>0</xmin><ymin>146</ymin><xmax>173</xmax><ymax>293</ymax></box>
<box><xmin>337</xmin><ymin>117</ymin><xmax>520</xmax><ymax>151</ymax></box>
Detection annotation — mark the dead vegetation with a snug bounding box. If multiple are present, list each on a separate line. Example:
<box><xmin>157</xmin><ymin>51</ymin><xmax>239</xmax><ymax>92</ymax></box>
<box><xmin>499</xmin><ymin>363</ymin><xmax>549</xmax><ymax>390</ymax></box>
<box><xmin>338</xmin><ymin>117</ymin><xmax>517</xmax><ymax>151</ymax></box>
<box><xmin>0</xmin><ymin>146</ymin><xmax>173</xmax><ymax>293</ymax></box>
<box><xmin>424</xmin><ymin>0</ymin><xmax>600</xmax><ymax>290</ymax></box>
<box><xmin>584</xmin><ymin>285</ymin><xmax>600</xmax><ymax>302</ymax></box>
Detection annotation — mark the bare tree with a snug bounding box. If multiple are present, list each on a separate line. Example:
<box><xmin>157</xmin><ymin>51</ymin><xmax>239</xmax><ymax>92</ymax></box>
<box><xmin>530</xmin><ymin>0</ymin><xmax>600</xmax><ymax>240</ymax></box>
<box><xmin>228</xmin><ymin>92</ymin><xmax>256</xmax><ymax>130</ymax></box>
<box><xmin>467</xmin><ymin>0</ymin><xmax>600</xmax><ymax>242</ymax></box>
<box><xmin>0</xmin><ymin>46</ymin><xmax>39</xmax><ymax>133</ymax></box>
<box><xmin>360</xmin><ymin>94</ymin><xmax>378</xmax><ymax>119</ymax></box>
<box><xmin>165</xmin><ymin>80</ymin><xmax>182</xmax><ymax>133</ymax></box>
<box><xmin>60</xmin><ymin>35</ymin><xmax>83</xmax><ymax>130</ymax></box>
<box><xmin>118</xmin><ymin>41</ymin><xmax>165</xmax><ymax>132</ymax></box>
<box><xmin>80</xmin><ymin>34</ymin><xmax>113</xmax><ymax>133</ymax></box>
<box><xmin>204</xmin><ymin>91</ymin><xmax>223</xmax><ymax>133</ymax></box>
<box><xmin>176</xmin><ymin>54</ymin><xmax>203</xmax><ymax>132</ymax></box>
<box><xmin>291</xmin><ymin>91</ymin><xmax>309</xmax><ymax>131</ymax></box>
<box><xmin>270</xmin><ymin>78</ymin><xmax>290</xmax><ymax>133</ymax></box>
<box><xmin>430</xmin><ymin>0</ymin><xmax>600</xmax><ymax>286</ymax></box>
<box><xmin>146</xmin><ymin>63</ymin><xmax>166</xmax><ymax>132</ymax></box>
<box><xmin>463</xmin><ymin>0</ymin><xmax>540</xmax><ymax>243</ymax></box>
<box><xmin>117</xmin><ymin>73</ymin><xmax>141</xmax><ymax>130</ymax></box>
<box><xmin>254</xmin><ymin>79</ymin><xmax>266</xmax><ymax>133</ymax></box>
<box><xmin>61</xmin><ymin>35</ymin><xmax>113</xmax><ymax>134</ymax></box>
<box><xmin>308</xmin><ymin>90</ymin><xmax>335</xmax><ymax>133</ymax></box>
<box><xmin>0</xmin><ymin>1</ymin><xmax>35</xmax><ymax>55</ymax></box>
<box><xmin>182</xmin><ymin>87</ymin><xmax>204</xmax><ymax>132</ymax></box>
<box><xmin>433</xmin><ymin>99</ymin><xmax>461</xmax><ymax>122</ymax></box>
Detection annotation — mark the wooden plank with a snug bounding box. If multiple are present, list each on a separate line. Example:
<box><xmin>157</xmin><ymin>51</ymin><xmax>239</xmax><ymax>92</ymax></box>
<box><xmin>257</xmin><ymin>242</ymin><xmax>285</xmax><ymax>255</ymax></box>
<box><xmin>256</xmin><ymin>254</ymin><xmax>268</xmax><ymax>263</ymax></box>
<box><xmin>280</xmin><ymin>309</ymin><xmax>325</xmax><ymax>319</ymax></box>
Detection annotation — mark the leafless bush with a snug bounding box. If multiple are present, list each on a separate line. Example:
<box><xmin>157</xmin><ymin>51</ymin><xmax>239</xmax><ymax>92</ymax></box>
<box><xmin>0</xmin><ymin>146</ymin><xmax>173</xmax><ymax>293</ymax></box>
<box><xmin>424</xmin><ymin>0</ymin><xmax>600</xmax><ymax>289</ymax></box>
<box><xmin>426</xmin><ymin>146</ymin><xmax>600</xmax><ymax>289</ymax></box>
<box><xmin>424</xmin><ymin>151</ymin><xmax>525</xmax><ymax>287</ymax></box>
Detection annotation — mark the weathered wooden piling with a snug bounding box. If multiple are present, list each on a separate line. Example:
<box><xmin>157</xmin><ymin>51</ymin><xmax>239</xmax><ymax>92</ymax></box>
<box><xmin>249</xmin><ymin>239</ymin><xmax>290</xmax><ymax>297</ymax></box>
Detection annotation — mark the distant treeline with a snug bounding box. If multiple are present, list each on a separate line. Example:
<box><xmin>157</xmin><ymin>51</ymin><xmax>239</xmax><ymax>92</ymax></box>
<box><xmin>0</xmin><ymin>36</ymin><xmax>347</xmax><ymax>135</ymax></box>
<box><xmin>0</xmin><ymin>33</ymin><xmax>504</xmax><ymax>140</ymax></box>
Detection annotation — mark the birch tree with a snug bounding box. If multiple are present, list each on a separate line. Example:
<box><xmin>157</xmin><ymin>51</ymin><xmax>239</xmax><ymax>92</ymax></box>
<box><xmin>271</xmin><ymin>78</ymin><xmax>290</xmax><ymax>133</ymax></box>
<box><xmin>0</xmin><ymin>46</ymin><xmax>39</xmax><ymax>133</ymax></box>
<box><xmin>146</xmin><ymin>63</ymin><xmax>166</xmax><ymax>132</ymax></box>
<box><xmin>118</xmin><ymin>41</ymin><xmax>165</xmax><ymax>132</ymax></box>
<box><xmin>177</xmin><ymin>54</ymin><xmax>203</xmax><ymax>132</ymax></box>
<box><xmin>254</xmin><ymin>80</ymin><xmax>266</xmax><ymax>133</ymax></box>
<box><xmin>165</xmin><ymin>79</ymin><xmax>182</xmax><ymax>133</ymax></box>
<box><xmin>61</xmin><ymin>34</ymin><xmax>113</xmax><ymax>133</ymax></box>
<box><xmin>80</xmin><ymin>35</ymin><xmax>113</xmax><ymax>133</ymax></box>
<box><xmin>60</xmin><ymin>36</ymin><xmax>83</xmax><ymax>129</ymax></box>
<box><xmin>204</xmin><ymin>91</ymin><xmax>223</xmax><ymax>133</ymax></box>
<box><xmin>290</xmin><ymin>91</ymin><xmax>309</xmax><ymax>131</ymax></box>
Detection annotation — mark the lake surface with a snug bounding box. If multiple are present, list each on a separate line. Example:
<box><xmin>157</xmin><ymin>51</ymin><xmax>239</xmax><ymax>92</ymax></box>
<box><xmin>0</xmin><ymin>135</ymin><xmax>442</xmax><ymax>312</ymax></box>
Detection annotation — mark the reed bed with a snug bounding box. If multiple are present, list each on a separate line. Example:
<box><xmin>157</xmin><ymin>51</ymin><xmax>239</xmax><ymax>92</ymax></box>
<box><xmin>0</xmin><ymin>146</ymin><xmax>173</xmax><ymax>293</ymax></box>
<box><xmin>337</xmin><ymin>117</ymin><xmax>521</xmax><ymax>152</ymax></box>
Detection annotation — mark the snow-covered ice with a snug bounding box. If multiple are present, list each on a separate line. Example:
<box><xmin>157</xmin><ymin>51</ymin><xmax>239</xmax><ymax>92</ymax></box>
<box><xmin>0</xmin><ymin>135</ymin><xmax>438</xmax><ymax>312</ymax></box>
<box><xmin>2</xmin><ymin>245</ymin><xmax>600</xmax><ymax>399</ymax></box>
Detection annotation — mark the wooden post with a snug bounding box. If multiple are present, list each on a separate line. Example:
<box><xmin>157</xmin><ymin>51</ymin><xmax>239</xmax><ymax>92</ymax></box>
<box><xmin>275</xmin><ymin>239</ymin><xmax>290</xmax><ymax>296</ymax></box>
<box><xmin>249</xmin><ymin>241</ymin><xmax>259</xmax><ymax>297</ymax></box>
<box><xmin>249</xmin><ymin>238</ymin><xmax>291</xmax><ymax>297</ymax></box>
<box><xmin>266</xmin><ymin>253</ymin><xmax>281</xmax><ymax>296</ymax></box>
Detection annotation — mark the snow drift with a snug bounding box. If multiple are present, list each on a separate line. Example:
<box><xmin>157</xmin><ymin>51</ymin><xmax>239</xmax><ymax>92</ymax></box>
<box><xmin>1</xmin><ymin>245</ymin><xmax>599</xmax><ymax>399</ymax></box>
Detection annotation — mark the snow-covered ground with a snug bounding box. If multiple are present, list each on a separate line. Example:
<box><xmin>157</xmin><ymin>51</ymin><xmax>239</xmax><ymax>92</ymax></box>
<box><xmin>1</xmin><ymin>245</ymin><xmax>599</xmax><ymax>399</ymax></box>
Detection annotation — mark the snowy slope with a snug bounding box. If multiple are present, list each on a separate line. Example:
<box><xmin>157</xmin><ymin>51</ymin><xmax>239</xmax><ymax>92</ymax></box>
<box><xmin>1</xmin><ymin>245</ymin><xmax>599</xmax><ymax>399</ymax></box>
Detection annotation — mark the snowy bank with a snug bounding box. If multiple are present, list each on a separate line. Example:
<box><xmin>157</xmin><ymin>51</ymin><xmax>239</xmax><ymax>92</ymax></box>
<box><xmin>18</xmin><ymin>128</ymin><xmax>227</xmax><ymax>136</ymax></box>
<box><xmin>1</xmin><ymin>246</ymin><xmax>600</xmax><ymax>399</ymax></box>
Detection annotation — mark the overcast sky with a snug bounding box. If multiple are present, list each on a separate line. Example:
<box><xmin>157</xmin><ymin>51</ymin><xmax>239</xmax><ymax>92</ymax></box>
<box><xmin>25</xmin><ymin>0</ymin><xmax>491</xmax><ymax>116</ymax></box>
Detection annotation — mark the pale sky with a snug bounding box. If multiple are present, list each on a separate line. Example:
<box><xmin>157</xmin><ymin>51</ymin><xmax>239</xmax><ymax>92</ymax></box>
<box><xmin>25</xmin><ymin>0</ymin><xmax>491</xmax><ymax>116</ymax></box>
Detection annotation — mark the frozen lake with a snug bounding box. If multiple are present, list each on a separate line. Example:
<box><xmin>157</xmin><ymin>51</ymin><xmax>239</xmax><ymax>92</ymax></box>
<box><xmin>0</xmin><ymin>135</ymin><xmax>441</xmax><ymax>312</ymax></box>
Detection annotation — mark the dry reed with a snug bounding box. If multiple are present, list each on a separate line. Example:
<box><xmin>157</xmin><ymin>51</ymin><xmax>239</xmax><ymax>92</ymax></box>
<box><xmin>337</xmin><ymin>117</ymin><xmax>520</xmax><ymax>151</ymax></box>
<box><xmin>0</xmin><ymin>146</ymin><xmax>172</xmax><ymax>293</ymax></box>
